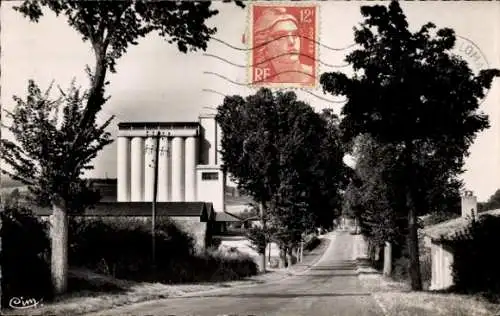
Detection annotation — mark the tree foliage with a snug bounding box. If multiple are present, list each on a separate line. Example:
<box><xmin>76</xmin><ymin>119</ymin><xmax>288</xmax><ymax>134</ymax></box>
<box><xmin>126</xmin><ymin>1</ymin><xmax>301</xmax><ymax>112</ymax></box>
<box><xmin>14</xmin><ymin>1</ymin><xmax>231</xmax><ymax>69</ymax></box>
<box><xmin>311</xmin><ymin>109</ymin><xmax>351</xmax><ymax>228</ymax></box>
<box><xmin>1</xmin><ymin>80</ymin><xmax>112</xmax><ymax>212</ymax></box>
<box><xmin>479</xmin><ymin>189</ymin><xmax>500</xmax><ymax>212</ymax></box>
<box><xmin>13</xmin><ymin>0</ymin><xmax>243</xmax><ymax>142</ymax></box>
<box><xmin>348</xmin><ymin>135</ymin><xmax>407</xmax><ymax>247</ymax></box>
<box><xmin>246</xmin><ymin>226</ymin><xmax>269</xmax><ymax>255</ymax></box>
<box><xmin>321</xmin><ymin>0</ymin><xmax>499</xmax><ymax>290</ymax></box>
<box><xmin>216</xmin><ymin>88</ymin><xmax>347</xmax><ymax>246</ymax></box>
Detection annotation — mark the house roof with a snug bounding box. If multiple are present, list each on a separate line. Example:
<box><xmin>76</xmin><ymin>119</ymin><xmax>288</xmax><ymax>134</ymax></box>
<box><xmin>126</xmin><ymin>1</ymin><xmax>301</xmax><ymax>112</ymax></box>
<box><xmin>118</xmin><ymin>122</ymin><xmax>200</xmax><ymax>130</ymax></box>
<box><xmin>31</xmin><ymin>202</ymin><xmax>215</xmax><ymax>222</ymax></box>
<box><xmin>225</xmin><ymin>194</ymin><xmax>255</xmax><ymax>206</ymax></box>
<box><xmin>91</xmin><ymin>180</ymin><xmax>118</xmax><ymax>202</ymax></box>
<box><xmin>424</xmin><ymin>208</ymin><xmax>500</xmax><ymax>241</ymax></box>
<box><xmin>215</xmin><ymin>211</ymin><xmax>243</xmax><ymax>222</ymax></box>
<box><xmin>225</xmin><ymin>204</ymin><xmax>252</xmax><ymax>214</ymax></box>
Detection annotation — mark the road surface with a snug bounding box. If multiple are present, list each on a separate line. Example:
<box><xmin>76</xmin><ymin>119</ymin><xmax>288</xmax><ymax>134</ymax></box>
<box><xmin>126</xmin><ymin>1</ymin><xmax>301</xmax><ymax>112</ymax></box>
<box><xmin>87</xmin><ymin>231</ymin><xmax>384</xmax><ymax>316</ymax></box>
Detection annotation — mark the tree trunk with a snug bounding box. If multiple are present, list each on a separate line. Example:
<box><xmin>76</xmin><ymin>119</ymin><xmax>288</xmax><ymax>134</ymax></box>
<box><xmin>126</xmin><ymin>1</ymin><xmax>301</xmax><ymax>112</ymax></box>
<box><xmin>407</xmin><ymin>197</ymin><xmax>422</xmax><ymax>290</ymax></box>
<box><xmin>268</xmin><ymin>242</ymin><xmax>271</xmax><ymax>264</ymax></box>
<box><xmin>50</xmin><ymin>203</ymin><xmax>69</xmax><ymax>295</ymax></box>
<box><xmin>383</xmin><ymin>241</ymin><xmax>392</xmax><ymax>277</ymax></box>
<box><xmin>279</xmin><ymin>246</ymin><xmax>286</xmax><ymax>268</ymax></box>
<box><xmin>299</xmin><ymin>241</ymin><xmax>304</xmax><ymax>262</ymax></box>
<box><xmin>259</xmin><ymin>252</ymin><xmax>266</xmax><ymax>273</ymax></box>
<box><xmin>286</xmin><ymin>247</ymin><xmax>293</xmax><ymax>268</ymax></box>
<box><xmin>259</xmin><ymin>202</ymin><xmax>267</xmax><ymax>273</ymax></box>
<box><xmin>405</xmin><ymin>140</ymin><xmax>423</xmax><ymax>291</ymax></box>
<box><xmin>374</xmin><ymin>244</ymin><xmax>381</xmax><ymax>261</ymax></box>
<box><xmin>84</xmin><ymin>47</ymin><xmax>108</xmax><ymax>120</ymax></box>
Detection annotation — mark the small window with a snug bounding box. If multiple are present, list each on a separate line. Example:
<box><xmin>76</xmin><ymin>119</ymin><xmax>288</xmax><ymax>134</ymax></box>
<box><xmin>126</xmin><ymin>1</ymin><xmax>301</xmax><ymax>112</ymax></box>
<box><xmin>202</xmin><ymin>172</ymin><xmax>219</xmax><ymax>180</ymax></box>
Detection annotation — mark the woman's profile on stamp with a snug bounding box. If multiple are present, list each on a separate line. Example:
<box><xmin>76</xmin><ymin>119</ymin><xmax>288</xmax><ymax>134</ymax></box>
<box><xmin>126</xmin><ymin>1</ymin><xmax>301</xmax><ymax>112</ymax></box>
<box><xmin>250</xmin><ymin>5</ymin><xmax>317</xmax><ymax>87</ymax></box>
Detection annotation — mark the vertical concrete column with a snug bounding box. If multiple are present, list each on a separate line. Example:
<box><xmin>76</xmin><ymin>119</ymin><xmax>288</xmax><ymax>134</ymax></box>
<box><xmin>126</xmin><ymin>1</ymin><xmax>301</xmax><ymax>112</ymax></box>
<box><xmin>431</xmin><ymin>245</ymin><xmax>437</xmax><ymax>290</ymax></box>
<box><xmin>117</xmin><ymin>136</ymin><xmax>131</xmax><ymax>201</ymax></box>
<box><xmin>184</xmin><ymin>136</ymin><xmax>197</xmax><ymax>201</ymax></box>
<box><xmin>167</xmin><ymin>138</ymin><xmax>172</xmax><ymax>201</ymax></box>
<box><xmin>435</xmin><ymin>246</ymin><xmax>440</xmax><ymax>289</ymax></box>
<box><xmin>199</xmin><ymin>116</ymin><xmax>216</xmax><ymax>165</ymax></box>
<box><xmin>144</xmin><ymin>136</ymin><xmax>156</xmax><ymax>202</ymax></box>
<box><xmin>216</xmin><ymin>121</ymin><xmax>223</xmax><ymax>165</ymax></box>
<box><xmin>437</xmin><ymin>246</ymin><xmax>443</xmax><ymax>288</ymax></box>
<box><xmin>158</xmin><ymin>136</ymin><xmax>169</xmax><ymax>202</ymax></box>
<box><xmin>444</xmin><ymin>252</ymin><xmax>452</xmax><ymax>288</ymax></box>
<box><xmin>383</xmin><ymin>241</ymin><xmax>392</xmax><ymax>277</ymax></box>
<box><xmin>171</xmin><ymin>137</ymin><xmax>185</xmax><ymax>201</ymax></box>
<box><xmin>130</xmin><ymin>137</ymin><xmax>144</xmax><ymax>201</ymax></box>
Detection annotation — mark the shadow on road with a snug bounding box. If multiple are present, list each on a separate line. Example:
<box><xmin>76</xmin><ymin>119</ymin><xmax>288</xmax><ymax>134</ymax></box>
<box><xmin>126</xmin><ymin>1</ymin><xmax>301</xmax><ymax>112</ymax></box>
<box><xmin>311</xmin><ymin>266</ymin><xmax>357</xmax><ymax>270</ymax></box>
<box><xmin>307</xmin><ymin>273</ymin><xmax>359</xmax><ymax>278</ymax></box>
<box><xmin>176</xmin><ymin>292</ymin><xmax>373</xmax><ymax>299</ymax></box>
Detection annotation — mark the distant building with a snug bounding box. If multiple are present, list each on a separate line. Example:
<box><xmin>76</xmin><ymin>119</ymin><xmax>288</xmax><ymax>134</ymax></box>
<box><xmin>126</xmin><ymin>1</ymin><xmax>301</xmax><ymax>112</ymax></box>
<box><xmin>68</xmin><ymin>114</ymin><xmax>241</xmax><ymax>251</ymax></box>
<box><xmin>115</xmin><ymin>114</ymin><xmax>225</xmax><ymax>212</ymax></box>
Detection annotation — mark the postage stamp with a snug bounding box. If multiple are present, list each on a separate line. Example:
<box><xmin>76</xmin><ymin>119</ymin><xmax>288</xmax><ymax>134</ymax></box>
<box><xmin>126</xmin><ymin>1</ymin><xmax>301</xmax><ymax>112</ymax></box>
<box><xmin>247</xmin><ymin>2</ymin><xmax>319</xmax><ymax>89</ymax></box>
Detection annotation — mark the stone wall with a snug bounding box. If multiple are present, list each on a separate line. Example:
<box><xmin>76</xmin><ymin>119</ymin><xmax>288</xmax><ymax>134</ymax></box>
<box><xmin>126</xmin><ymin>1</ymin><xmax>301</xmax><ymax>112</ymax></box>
<box><xmin>170</xmin><ymin>216</ymin><xmax>211</xmax><ymax>251</ymax></box>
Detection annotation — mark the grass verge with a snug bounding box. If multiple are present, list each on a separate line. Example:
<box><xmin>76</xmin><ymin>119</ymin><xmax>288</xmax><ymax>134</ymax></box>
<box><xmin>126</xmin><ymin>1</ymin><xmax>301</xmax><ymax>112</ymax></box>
<box><xmin>354</xmin><ymin>238</ymin><xmax>500</xmax><ymax>316</ymax></box>
<box><xmin>2</xmin><ymin>267</ymin><xmax>270</xmax><ymax>316</ymax></box>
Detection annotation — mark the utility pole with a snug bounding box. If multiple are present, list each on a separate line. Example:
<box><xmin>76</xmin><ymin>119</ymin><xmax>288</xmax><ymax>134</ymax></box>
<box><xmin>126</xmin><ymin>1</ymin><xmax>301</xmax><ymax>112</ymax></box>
<box><xmin>0</xmin><ymin>0</ymin><xmax>3</xmax><ymax>308</ymax></box>
<box><xmin>145</xmin><ymin>130</ymin><xmax>167</xmax><ymax>273</ymax></box>
<box><xmin>152</xmin><ymin>131</ymin><xmax>160</xmax><ymax>271</ymax></box>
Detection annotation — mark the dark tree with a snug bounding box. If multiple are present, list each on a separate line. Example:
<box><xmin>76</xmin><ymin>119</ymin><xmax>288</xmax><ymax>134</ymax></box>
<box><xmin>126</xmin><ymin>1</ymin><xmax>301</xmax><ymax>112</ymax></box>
<box><xmin>321</xmin><ymin>0</ymin><xmax>499</xmax><ymax>290</ymax></box>
<box><xmin>311</xmin><ymin>109</ymin><xmax>351</xmax><ymax>229</ymax></box>
<box><xmin>1</xmin><ymin>81</ymin><xmax>112</xmax><ymax>294</ymax></box>
<box><xmin>479</xmin><ymin>189</ymin><xmax>500</xmax><ymax>212</ymax></box>
<box><xmin>216</xmin><ymin>88</ymin><xmax>347</xmax><ymax>271</ymax></box>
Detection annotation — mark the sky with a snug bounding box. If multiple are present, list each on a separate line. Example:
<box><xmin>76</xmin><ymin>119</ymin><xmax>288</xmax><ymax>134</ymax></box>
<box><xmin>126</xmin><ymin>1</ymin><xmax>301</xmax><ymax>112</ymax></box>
<box><xmin>1</xmin><ymin>1</ymin><xmax>500</xmax><ymax>201</ymax></box>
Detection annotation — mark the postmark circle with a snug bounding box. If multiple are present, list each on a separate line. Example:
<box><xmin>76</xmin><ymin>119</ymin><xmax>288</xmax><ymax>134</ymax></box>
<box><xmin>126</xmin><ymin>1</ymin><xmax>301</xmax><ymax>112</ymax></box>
<box><xmin>452</xmin><ymin>35</ymin><xmax>490</xmax><ymax>103</ymax></box>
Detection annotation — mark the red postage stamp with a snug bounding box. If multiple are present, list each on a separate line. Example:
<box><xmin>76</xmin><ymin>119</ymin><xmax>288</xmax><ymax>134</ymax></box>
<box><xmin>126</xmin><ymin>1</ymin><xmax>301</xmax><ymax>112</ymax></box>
<box><xmin>248</xmin><ymin>2</ymin><xmax>318</xmax><ymax>88</ymax></box>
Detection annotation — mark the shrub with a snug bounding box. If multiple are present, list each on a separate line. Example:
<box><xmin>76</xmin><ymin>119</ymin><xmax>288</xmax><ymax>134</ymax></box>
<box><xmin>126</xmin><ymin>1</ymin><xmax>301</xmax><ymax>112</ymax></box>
<box><xmin>392</xmin><ymin>236</ymin><xmax>430</xmax><ymax>286</ymax></box>
<box><xmin>246</xmin><ymin>226</ymin><xmax>268</xmax><ymax>254</ymax></box>
<box><xmin>445</xmin><ymin>215</ymin><xmax>500</xmax><ymax>299</ymax></box>
<box><xmin>392</xmin><ymin>254</ymin><xmax>409</xmax><ymax>282</ymax></box>
<box><xmin>202</xmin><ymin>249</ymin><xmax>258</xmax><ymax>281</ymax></box>
<box><xmin>420</xmin><ymin>247</ymin><xmax>432</xmax><ymax>289</ymax></box>
<box><xmin>156</xmin><ymin>249</ymin><xmax>258</xmax><ymax>283</ymax></box>
<box><xmin>208</xmin><ymin>236</ymin><xmax>222</xmax><ymax>251</ymax></box>
<box><xmin>304</xmin><ymin>235</ymin><xmax>321</xmax><ymax>251</ymax></box>
<box><xmin>67</xmin><ymin>216</ymin><xmax>258</xmax><ymax>284</ymax></box>
<box><xmin>0</xmin><ymin>206</ymin><xmax>52</xmax><ymax>306</ymax></box>
<box><xmin>68</xmin><ymin>217</ymin><xmax>195</xmax><ymax>280</ymax></box>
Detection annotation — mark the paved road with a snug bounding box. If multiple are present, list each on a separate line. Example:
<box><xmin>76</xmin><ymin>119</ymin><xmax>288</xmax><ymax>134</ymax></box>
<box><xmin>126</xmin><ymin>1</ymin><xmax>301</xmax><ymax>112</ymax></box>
<box><xmin>87</xmin><ymin>232</ymin><xmax>384</xmax><ymax>316</ymax></box>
